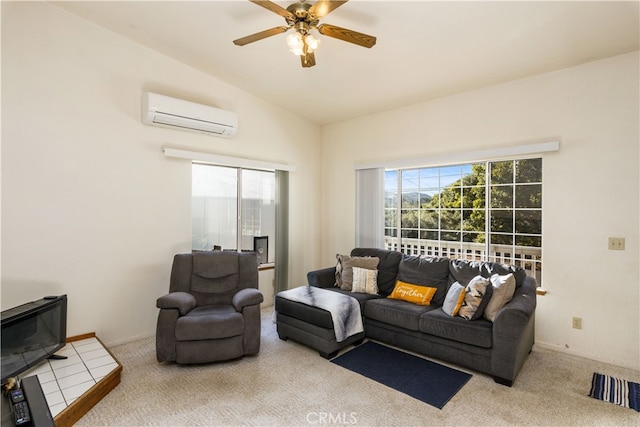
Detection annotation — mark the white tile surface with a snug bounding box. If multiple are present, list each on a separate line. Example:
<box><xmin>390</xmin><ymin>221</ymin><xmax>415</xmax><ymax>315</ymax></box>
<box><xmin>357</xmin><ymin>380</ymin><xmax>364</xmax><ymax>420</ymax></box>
<box><xmin>74</xmin><ymin>341</ymin><xmax>103</xmax><ymax>353</ymax></box>
<box><xmin>52</xmin><ymin>361</ymin><xmax>86</xmax><ymax>379</ymax></box>
<box><xmin>48</xmin><ymin>353</ymin><xmax>82</xmax><ymax>369</ymax></box>
<box><xmin>72</xmin><ymin>337</ymin><xmax>99</xmax><ymax>347</ymax></box>
<box><xmin>79</xmin><ymin>347</ymin><xmax>110</xmax><ymax>361</ymax></box>
<box><xmin>61</xmin><ymin>380</ymin><xmax>95</xmax><ymax>401</ymax></box>
<box><xmin>57</xmin><ymin>371</ymin><xmax>94</xmax><ymax>390</ymax></box>
<box><xmin>49</xmin><ymin>402</ymin><xmax>67</xmax><ymax>417</ymax></box>
<box><xmin>21</xmin><ymin>337</ymin><xmax>120</xmax><ymax>418</ymax></box>
<box><xmin>90</xmin><ymin>362</ymin><xmax>119</xmax><ymax>380</ymax></box>
<box><xmin>39</xmin><ymin>380</ymin><xmax>61</xmax><ymax>395</ymax></box>
<box><xmin>84</xmin><ymin>354</ymin><xmax>116</xmax><ymax>370</ymax></box>
<box><xmin>44</xmin><ymin>390</ymin><xmax>65</xmax><ymax>407</ymax></box>
<box><xmin>36</xmin><ymin>370</ymin><xmax>56</xmax><ymax>384</ymax></box>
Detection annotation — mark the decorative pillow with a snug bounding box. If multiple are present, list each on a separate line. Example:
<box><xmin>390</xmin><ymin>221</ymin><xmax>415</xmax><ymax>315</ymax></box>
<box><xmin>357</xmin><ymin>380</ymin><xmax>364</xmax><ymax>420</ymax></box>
<box><xmin>483</xmin><ymin>273</ymin><xmax>516</xmax><ymax>322</ymax></box>
<box><xmin>388</xmin><ymin>280</ymin><xmax>437</xmax><ymax>306</ymax></box>
<box><xmin>351</xmin><ymin>267</ymin><xmax>379</xmax><ymax>295</ymax></box>
<box><xmin>398</xmin><ymin>255</ymin><xmax>450</xmax><ymax>306</ymax></box>
<box><xmin>334</xmin><ymin>256</ymin><xmax>343</xmax><ymax>287</ymax></box>
<box><xmin>442</xmin><ymin>282</ymin><xmax>466</xmax><ymax>317</ymax></box>
<box><xmin>334</xmin><ymin>254</ymin><xmax>379</xmax><ymax>291</ymax></box>
<box><xmin>458</xmin><ymin>275</ymin><xmax>493</xmax><ymax>320</ymax></box>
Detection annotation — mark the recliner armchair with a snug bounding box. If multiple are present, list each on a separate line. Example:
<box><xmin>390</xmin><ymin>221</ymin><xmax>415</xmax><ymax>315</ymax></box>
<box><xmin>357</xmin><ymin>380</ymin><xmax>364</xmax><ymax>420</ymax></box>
<box><xmin>156</xmin><ymin>251</ymin><xmax>264</xmax><ymax>364</ymax></box>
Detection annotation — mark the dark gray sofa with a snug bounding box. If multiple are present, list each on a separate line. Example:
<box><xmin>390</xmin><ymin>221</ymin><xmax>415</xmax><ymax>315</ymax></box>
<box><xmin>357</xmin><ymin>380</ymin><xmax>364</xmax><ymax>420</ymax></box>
<box><xmin>306</xmin><ymin>248</ymin><xmax>537</xmax><ymax>386</ymax></box>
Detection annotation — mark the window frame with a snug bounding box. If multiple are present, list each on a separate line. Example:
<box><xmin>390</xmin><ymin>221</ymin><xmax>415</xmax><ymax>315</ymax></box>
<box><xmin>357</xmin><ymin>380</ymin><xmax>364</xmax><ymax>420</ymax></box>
<box><xmin>384</xmin><ymin>157</ymin><xmax>542</xmax><ymax>284</ymax></box>
<box><xmin>191</xmin><ymin>162</ymin><xmax>275</xmax><ymax>263</ymax></box>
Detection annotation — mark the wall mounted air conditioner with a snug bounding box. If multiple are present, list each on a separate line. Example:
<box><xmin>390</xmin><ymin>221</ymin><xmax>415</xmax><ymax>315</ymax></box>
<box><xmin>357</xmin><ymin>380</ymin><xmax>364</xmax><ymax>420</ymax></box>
<box><xmin>142</xmin><ymin>92</ymin><xmax>237</xmax><ymax>138</ymax></box>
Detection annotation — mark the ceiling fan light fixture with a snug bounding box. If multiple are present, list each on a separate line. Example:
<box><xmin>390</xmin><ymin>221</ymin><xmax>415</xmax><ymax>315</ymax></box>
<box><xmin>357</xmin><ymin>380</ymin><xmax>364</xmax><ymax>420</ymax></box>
<box><xmin>234</xmin><ymin>0</ymin><xmax>377</xmax><ymax>68</ymax></box>
<box><xmin>286</xmin><ymin>32</ymin><xmax>304</xmax><ymax>55</ymax></box>
<box><xmin>305</xmin><ymin>34</ymin><xmax>320</xmax><ymax>51</ymax></box>
<box><xmin>286</xmin><ymin>32</ymin><xmax>320</xmax><ymax>56</ymax></box>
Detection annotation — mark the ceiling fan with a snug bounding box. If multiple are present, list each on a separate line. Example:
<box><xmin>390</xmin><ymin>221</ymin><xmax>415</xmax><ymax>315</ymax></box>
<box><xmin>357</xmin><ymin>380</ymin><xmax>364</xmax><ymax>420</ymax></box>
<box><xmin>233</xmin><ymin>0</ymin><xmax>377</xmax><ymax>68</ymax></box>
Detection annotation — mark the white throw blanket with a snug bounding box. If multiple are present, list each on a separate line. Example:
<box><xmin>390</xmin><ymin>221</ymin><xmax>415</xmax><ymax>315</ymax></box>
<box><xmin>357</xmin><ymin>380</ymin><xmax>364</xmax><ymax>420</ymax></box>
<box><xmin>277</xmin><ymin>286</ymin><xmax>363</xmax><ymax>342</ymax></box>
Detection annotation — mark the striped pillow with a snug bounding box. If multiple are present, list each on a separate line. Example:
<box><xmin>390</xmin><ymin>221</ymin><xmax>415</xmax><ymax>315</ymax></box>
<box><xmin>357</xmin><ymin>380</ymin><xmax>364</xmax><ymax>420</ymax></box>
<box><xmin>351</xmin><ymin>267</ymin><xmax>379</xmax><ymax>295</ymax></box>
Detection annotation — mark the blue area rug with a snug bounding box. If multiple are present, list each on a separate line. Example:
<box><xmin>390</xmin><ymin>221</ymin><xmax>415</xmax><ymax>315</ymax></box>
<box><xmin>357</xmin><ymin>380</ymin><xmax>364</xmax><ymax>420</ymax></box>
<box><xmin>331</xmin><ymin>341</ymin><xmax>471</xmax><ymax>409</ymax></box>
<box><xmin>589</xmin><ymin>372</ymin><xmax>640</xmax><ymax>411</ymax></box>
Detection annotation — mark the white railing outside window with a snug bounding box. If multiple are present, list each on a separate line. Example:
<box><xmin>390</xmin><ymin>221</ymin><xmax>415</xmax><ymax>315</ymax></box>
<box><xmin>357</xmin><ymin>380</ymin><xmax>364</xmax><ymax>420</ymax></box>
<box><xmin>384</xmin><ymin>237</ymin><xmax>542</xmax><ymax>283</ymax></box>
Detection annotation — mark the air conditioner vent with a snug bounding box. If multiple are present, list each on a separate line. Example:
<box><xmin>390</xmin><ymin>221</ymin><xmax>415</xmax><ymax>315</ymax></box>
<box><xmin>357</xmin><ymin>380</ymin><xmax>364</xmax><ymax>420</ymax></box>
<box><xmin>142</xmin><ymin>92</ymin><xmax>237</xmax><ymax>138</ymax></box>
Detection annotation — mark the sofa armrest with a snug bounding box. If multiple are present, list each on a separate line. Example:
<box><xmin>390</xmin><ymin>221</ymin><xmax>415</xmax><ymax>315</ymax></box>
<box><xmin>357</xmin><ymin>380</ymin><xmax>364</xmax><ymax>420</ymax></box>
<box><xmin>233</xmin><ymin>288</ymin><xmax>264</xmax><ymax>311</ymax></box>
<box><xmin>491</xmin><ymin>276</ymin><xmax>537</xmax><ymax>384</ymax></box>
<box><xmin>156</xmin><ymin>292</ymin><xmax>196</xmax><ymax>316</ymax></box>
<box><xmin>307</xmin><ymin>267</ymin><xmax>336</xmax><ymax>288</ymax></box>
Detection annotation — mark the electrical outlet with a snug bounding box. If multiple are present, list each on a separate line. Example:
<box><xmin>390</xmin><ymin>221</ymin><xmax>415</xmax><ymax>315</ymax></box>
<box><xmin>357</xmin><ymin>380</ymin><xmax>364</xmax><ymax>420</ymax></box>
<box><xmin>608</xmin><ymin>237</ymin><xmax>625</xmax><ymax>250</ymax></box>
<box><xmin>572</xmin><ymin>317</ymin><xmax>582</xmax><ymax>330</ymax></box>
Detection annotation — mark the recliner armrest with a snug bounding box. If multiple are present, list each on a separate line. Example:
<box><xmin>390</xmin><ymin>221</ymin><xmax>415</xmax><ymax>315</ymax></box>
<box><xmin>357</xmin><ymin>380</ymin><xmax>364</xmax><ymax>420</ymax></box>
<box><xmin>233</xmin><ymin>288</ymin><xmax>264</xmax><ymax>311</ymax></box>
<box><xmin>156</xmin><ymin>292</ymin><xmax>197</xmax><ymax>316</ymax></box>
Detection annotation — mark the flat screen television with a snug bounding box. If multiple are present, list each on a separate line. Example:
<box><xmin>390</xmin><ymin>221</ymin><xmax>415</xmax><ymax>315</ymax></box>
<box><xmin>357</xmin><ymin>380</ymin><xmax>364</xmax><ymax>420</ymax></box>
<box><xmin>1</xmin><ymin>295</ymin><xmax>67</xmax><ymax>385</ymax></box>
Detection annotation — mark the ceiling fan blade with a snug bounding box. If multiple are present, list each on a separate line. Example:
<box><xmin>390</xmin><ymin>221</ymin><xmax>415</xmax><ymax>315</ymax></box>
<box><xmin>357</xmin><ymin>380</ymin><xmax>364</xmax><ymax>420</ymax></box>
<box><xmin>233</xmin><ymin>26</ymin><xmax>289</xmax><ymax>46</ymax></box>
<box><xmin>250</xmin><ymin>0</ymin><xmax>295</xmax><ymax>20</ymax></box>
<box><xmin>317</xmin><ymin>23</ymin><xmax>376</xmax><ymax>48</ymax></box>
<box><xmin>301</xmin><ymin>51</ymin><xmax>316</xmax><ymax>68</ymax></box>
<box><xmin>308</xmin><ymin>0</ymin><xmax>348</xmax><ymax>20</ymax></box>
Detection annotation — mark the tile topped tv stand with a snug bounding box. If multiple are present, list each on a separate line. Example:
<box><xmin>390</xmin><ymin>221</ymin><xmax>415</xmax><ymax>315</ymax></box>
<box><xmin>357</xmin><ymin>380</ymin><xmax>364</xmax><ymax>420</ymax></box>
<box><xmin>20</xmin><ymin>333</ymin><xmax>122</xmax><ymax>427</ymax></box>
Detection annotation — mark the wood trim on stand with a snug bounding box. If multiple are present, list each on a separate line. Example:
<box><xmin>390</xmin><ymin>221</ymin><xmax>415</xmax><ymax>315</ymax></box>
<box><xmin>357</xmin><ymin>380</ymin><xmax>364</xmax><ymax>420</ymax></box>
<box><xmin>53</xmin><ymin>333</ymin><xmax>123</xmax><ymax>427</ymax></box>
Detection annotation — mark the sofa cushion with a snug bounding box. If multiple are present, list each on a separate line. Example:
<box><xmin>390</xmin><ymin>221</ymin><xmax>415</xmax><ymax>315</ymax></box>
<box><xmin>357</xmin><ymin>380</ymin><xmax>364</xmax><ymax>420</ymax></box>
<box><xmin>482</xmin><ymin>263</ymin><xmax>527</xmax><ymax>287</ymax></box>
<box><xmin>419</xmin><ymin>308</ymin><xmax>493</xmax><ymax>348</ymax></box>
<box><xmin>276</xmin><ymin>288</ymin><xmax>380</xmax><ymax>330</ymax></box>
<box><xmin>351</xmin><ymin>248</ymin><xmax>403</xmax><ymax>296</ymax></box>
<box><xmin>335</xmin><ymin>254</ymin><xmax>379</xmax><ymax>291</ymax></box>
<box><xmin>388</xmin><ymin>280</ymin><xmax>437</xmax><ymax>305</ymax></box>
<box><xmin>351</xmin><ymin>267</ymin><xmax>379</xmax><ymax>295</ymax></box>
<box><xmin>326</xmin><ymin>287</ymin><xmax>382</xmax><ymax>311</ymax></box>
<box><xmin>442</xmin><ymin>282</ymin><xmax>466</xmax><ymax>316</ymax></box>
<box><xmin>275</xmin><ymin>295</ymin><xmax>334</xmax><ymax>329</ymax></box>
<box><xmin>448</xmin><ymin>259</ymin><xmax>485</xmax><ymax>286</ymax></box>
<box><xmin>458</xmin><ymin>276</ymin><xmax>493</xmax><ymax>320</ymax></box>
<box><xmin>397</xmin><ymin>255</ymin><xmax>451</xmax><ymax>306</ymax></box>
<box><xmin>449</xmin><ymin>258</ymin><xmax>527</xmax><ymax>287</ymax></box>
<box><xmin>192</xmin><ymin>252</ymin><xmax>240</xmax><ymax>294</ymax></box>
<box><xmin>483</xmin><ymin>273</ymin><xmax>516</xmax><ymax>322</ymax></box>
<box><xmin>175</xmin><ymin>305</ymin><xmax>243</xmax><ymax>341</ymax></box>
<box><xmin>365</xmin><ymin>298</ymin><xmax>437</xmax><ymax>331</ymax></box>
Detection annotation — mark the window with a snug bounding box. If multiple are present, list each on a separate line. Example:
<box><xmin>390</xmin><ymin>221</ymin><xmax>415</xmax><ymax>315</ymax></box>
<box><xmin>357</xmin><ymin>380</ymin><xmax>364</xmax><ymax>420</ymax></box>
<box><xmin>385</xmin><ymin>158</ymin><xmax>542</xmax><ymax>283</ymax></box>
<box><xmin>192</xmin><ymin>163</ymin><xmax>275</xmax><ymax>263</ymax></box>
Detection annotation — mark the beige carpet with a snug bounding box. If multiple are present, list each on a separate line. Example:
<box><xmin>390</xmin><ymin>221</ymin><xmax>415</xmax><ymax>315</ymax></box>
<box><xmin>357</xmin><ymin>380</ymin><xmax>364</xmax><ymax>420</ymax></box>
<box><xmin>76</xmin><ymin>307</ymin><xmax>639</xmax><ymax>426</ymax></box>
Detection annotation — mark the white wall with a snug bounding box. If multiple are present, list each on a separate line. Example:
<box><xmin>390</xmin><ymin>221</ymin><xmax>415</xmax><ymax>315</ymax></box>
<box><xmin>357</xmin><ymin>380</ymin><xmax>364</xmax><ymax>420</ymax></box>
<box><xmin>1</xmin><ymin>2</ymin><xmax>321</xmax><ymax>344</ymax></box>
<box><xmin>321</xmin><ymin>52</ymin><xmax>639</xmax><ymax>369</ymax></box>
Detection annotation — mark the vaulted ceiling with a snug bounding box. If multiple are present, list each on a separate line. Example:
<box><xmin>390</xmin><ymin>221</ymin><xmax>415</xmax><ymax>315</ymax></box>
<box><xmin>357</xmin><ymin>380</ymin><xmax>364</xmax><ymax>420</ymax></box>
<box><xmin>53</xmin><ymin>1</ymin><xmax>640</xmax><ymax>125</ymax></box>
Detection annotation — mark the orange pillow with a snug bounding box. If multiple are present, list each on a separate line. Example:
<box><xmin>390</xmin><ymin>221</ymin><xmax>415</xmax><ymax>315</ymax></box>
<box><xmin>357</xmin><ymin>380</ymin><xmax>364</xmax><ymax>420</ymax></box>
<box><xmin>388</xmin><ymin>280</ymin><xmax>437</xmax><ymax>305</ymax></box>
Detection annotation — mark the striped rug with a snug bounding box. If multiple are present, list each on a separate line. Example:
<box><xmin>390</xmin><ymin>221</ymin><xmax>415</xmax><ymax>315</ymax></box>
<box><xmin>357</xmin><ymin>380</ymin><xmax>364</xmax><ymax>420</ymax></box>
<box><xmin>589</xmin><ymin>372</ymin><xmax>640</xmax><ymax>412</ymax></box>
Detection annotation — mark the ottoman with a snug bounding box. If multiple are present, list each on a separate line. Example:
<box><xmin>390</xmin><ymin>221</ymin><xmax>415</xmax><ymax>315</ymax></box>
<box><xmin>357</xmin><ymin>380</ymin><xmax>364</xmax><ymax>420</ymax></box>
<box><xmin>275</xmin><ymin>286</ymin><xmax>366</xmax><ymax>359</ymax></box>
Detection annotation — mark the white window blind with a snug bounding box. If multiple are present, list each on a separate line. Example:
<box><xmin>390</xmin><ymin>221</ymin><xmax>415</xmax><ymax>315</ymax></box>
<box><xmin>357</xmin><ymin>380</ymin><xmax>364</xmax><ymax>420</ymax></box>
<box><xmin>355</xmin><ymin>168</ymin><xmax>385</xmax><ymax>248</ymax></box>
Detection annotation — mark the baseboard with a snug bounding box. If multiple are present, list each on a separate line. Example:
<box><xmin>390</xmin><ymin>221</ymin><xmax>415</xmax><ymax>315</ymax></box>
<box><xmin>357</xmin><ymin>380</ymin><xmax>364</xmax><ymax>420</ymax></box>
<box><xmin>534</xmin><ymin>342</ymin><xmax>638</xmax><ymax>370</ymax></box>
<box><xmin>102</xmin><ymin>332</ymin><xmax>155</xmax><ymax>348</ymax></box>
